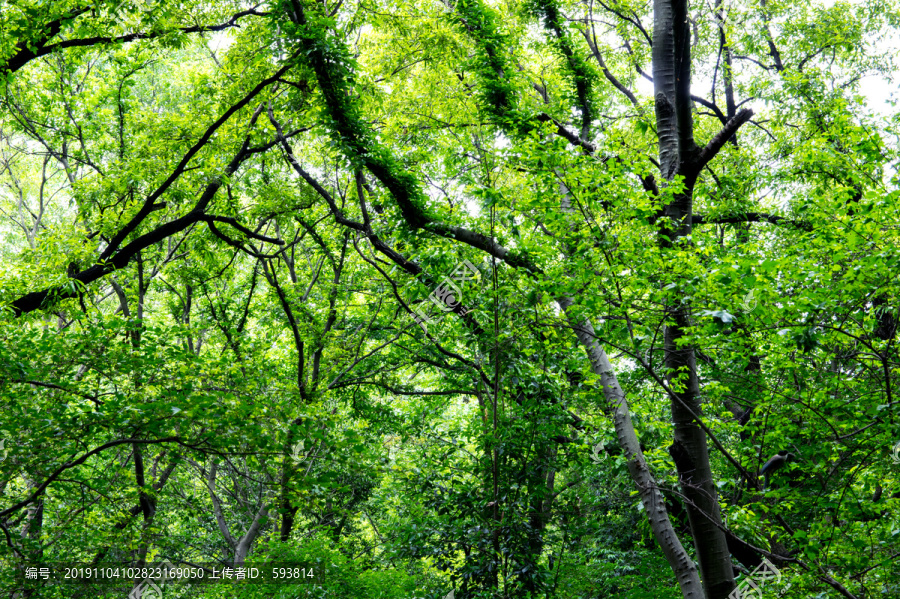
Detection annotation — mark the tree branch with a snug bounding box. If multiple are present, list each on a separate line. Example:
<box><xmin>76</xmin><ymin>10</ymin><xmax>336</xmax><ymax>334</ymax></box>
<box><xmin>2</xmin><ymin>9</ymin><xmax>267</xmax><ymax>74</ymax></box>
<box><xmin>693</xmin><ymin>212</ymin><xmax>812</xmax><ymax>231</ymax></box>
<box><xmin>199</xmin><ymin>215</ymin><xmax>284</xmax><ymax>245</ymax></box>
<box><xmin>0</xmin><ymin>437</ymin><xmax>187</xmax><ymax>519</ymax></box>
<box><xmin>692</xmin><ymin>108</ymin><xmax>753</xmax><ymax>174</ymax></box>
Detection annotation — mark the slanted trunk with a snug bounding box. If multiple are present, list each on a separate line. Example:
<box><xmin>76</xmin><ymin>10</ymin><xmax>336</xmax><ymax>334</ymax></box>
<box><xmin>558</xmin><ymin>302</ymin><xmax>705</xmax><ymax>598</ymax></box>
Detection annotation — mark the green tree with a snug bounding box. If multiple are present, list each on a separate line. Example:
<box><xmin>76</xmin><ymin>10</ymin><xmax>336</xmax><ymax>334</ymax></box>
<box><xmin>1</xmin><ymin>1</ymin><xmax>899</xmax><ymax>598</ymax></box>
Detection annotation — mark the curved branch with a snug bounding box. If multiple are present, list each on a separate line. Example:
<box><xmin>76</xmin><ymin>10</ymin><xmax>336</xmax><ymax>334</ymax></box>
<box><xmin>0</xmin><ymin>437</ymin><xmax>186</xmax><ymax>519</ymax></box>
<box><xmin>9</xmin><ymin>123</ymin><xmax>275</xmax><ymax>316</ymax></box>
<box><xmin>691</xmin><ymin>94</ymin><xmax>727</xmax><ymax>125</ymax></box>
<box><xmin>580</xmin><ymin>27</ymin><xmax>639</xmax><ymax>108</ymax></box>
<box><xmin>199</xmin><ymin>215</ymin><xmax>284</xmax><ymax>245</ymax></box>
<box><xmin>100</xmin><ymin>57</ymin><xmax>297</xmax><ymax>262</ymax></box>
<box><xmin>2</xmin><ymin>8</ymin><xmax>267</xmax><ymax>74</ymax></box>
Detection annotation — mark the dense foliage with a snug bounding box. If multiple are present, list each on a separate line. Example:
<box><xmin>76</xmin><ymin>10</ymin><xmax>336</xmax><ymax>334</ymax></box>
<box><xmin>1</xmin><ymin>1</ymin><xmax>899</xmax><ymax>598</ymax></box>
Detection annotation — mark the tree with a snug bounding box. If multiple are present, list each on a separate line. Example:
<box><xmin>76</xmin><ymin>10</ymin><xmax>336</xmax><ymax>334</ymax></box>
<box><xmin>1</xmin><ymin>1</ymin><xmax>899</xmax><ymax>598</ymax></box>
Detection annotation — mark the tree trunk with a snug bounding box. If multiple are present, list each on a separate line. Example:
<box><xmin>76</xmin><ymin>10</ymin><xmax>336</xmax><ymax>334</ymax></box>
<box><xmin>558</xmin><ymin>303</ymin><xmax>705</xmax><ymax>598</ymax></box>
<box><xmin>653</xmin><ymin>0</ymin><xmax>735</xmax><ymax>597</ymax></box>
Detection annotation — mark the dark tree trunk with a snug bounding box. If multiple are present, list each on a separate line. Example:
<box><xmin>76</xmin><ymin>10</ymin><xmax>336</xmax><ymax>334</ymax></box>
<box><xmin>654</xmin><ymin>0</ymin><xmax>736</xmax><ymax>597</ymax></box>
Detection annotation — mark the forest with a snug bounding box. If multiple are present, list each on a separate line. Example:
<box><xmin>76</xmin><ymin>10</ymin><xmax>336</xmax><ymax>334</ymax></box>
<box><xmin>1</xmin><ymin>0</ymin><xmax>899</xmax><ymax>598</ymax></box>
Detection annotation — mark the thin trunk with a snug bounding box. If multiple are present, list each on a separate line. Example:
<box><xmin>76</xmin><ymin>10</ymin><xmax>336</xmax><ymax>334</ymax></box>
<box><xmin>474</xmin><ymin>380</ymin><xmax>500</xmax><ymax>592</ymax></box>
<box><xmin>555</xmin><ymin>171</ymin><xmax>703</xmax><ymax>596</ymax></box>
<box><xmin>558</xmin><ymin>304</ymin><xmax>704</xmax><ymax>597</ymax></box>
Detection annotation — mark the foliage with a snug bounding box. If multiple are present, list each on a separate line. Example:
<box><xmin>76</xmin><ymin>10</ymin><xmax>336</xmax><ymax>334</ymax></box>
<box><xmin>0</xmin><ymin>1</ymin><xmax>899</xmax><ymax>598</ymax></box>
